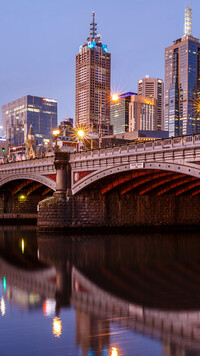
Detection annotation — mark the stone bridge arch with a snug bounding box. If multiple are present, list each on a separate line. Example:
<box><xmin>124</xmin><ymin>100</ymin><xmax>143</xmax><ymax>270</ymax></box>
<box><xmin>72</xmin><ymin>161</ymin><xmax>200</xmax><ymax>195</ymax></box>
<box><xmin>0</xmin><ymin>173</ymin><xmax>56</xmax><ymax>191</ymax></box>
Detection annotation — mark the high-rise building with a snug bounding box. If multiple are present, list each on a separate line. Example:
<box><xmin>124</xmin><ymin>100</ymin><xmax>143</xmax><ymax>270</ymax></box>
<box><xmin>164</xmin><ymin>4</ymin><xmax>200</xmax><ymax>137</ymax></box>
<box><xmin>2</xmin><ymin>95</ymin><xmax>57</xmax><ymax>145</ymax></box>
<box><xmin>110</xmin><ymin>92</ymin><xmax>137</xmax><ymax>134</ymax></box>
<box><xmin>129</xmin><ymin>95</ymin><xmax>157</xmax><ymax>132</ymax></box>
<box><xmin>75</xmin><ymin>12</ymin><xmax>112</xmax><ymax>136</ymax></box>
<box><xmin>138</xmin><ymin>75</ymin><xmax>163</xmax><ymax>130</ymax></box>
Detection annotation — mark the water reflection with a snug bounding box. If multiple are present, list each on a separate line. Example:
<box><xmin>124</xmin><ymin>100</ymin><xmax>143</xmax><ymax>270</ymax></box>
<box><xmin>1</xmin><ymin>296</ymin><xmax>5</xmax><ymax>316</ymax></box>
<box><xmin>53</xmin><ymin>316</ymin><xmax>62</xmax><ymax>338</ymax></box>
<box><xmin>1</xmin><ymin>228</ymin><xmax>200</xmax><ymax>355</ymax></box>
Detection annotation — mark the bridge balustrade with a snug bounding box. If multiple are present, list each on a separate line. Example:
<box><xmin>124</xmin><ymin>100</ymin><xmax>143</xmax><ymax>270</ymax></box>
<box><xmin>162</xmin><ymin>139</ymin><xmax>172</xmax><ymax>148</ymax></box>
<box><xmin>127</xmin><ymin>143</ymin><xmax>136</xmax><ymax>152</ymax></box>
<box><xmin>136</xmin><ymin>143</ymin><xmax>144</xmax><ymax>150</ymax></box>
<box><xmin>86</xmin><ymin>151</ymin><xmax>92</xmax><ymax>157</ymax></box>
<box><xmin>183</xmin><ymin>136</ymin><xmax>193</xmax><ymax>145</ymax></box>
<box><xmin>93</xmin><ymin>149</ymin><xmax>100</xmax><ymax>156</ymax></box>
<box><xmin>154</xmin><ymin>141</ymin><xmax>162</xmax><ymax>149</ymax></box>
<box><xmin>145</xmin><ymin>142</ymin><xmax>153</xmax><ymax>149</ymax></box>
<box><xmin>113</xmin><ymin>147</ymin><xmax>120</xmax><ymax>153</ymax></box>
<box><xmin>106</xmin><ymin>148</ymin><xmax>113</xmax><ymax>155</ymax></box>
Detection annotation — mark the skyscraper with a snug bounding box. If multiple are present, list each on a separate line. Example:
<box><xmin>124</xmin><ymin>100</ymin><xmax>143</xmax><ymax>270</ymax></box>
<box><xmin>110</xmin><ymin>92</ymin><xmax>136</xmax><ymax>134</ymax></box>
<box><xmin>2</xmin><ymin>95</ymin><xmax>57</xmax><ymax>145</ymax></box>
<box><xmin>138</xmin><ymin>76</ymin><xmax>163</xmax><ymax>130</ymax></box>
<box><xmin>75</xmin><ymin>12</ymin><xmax>112</xmax><ymax>136</ymax></box>
<box><xmin>164</xmin><ymin>4</ymin><xmax>200</xmax><ymax>137</ymax></box>
<box><xmin>129</xmin><ymin>95</ymin><xmax>157</xmax><ymax>132</ymax></box>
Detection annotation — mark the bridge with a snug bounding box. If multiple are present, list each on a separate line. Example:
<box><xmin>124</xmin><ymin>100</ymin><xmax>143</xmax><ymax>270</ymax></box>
<box><xmin>0</xmin><ymin>134</ymin><xmax>200</xmax><ymax>194</ymax></box>
<box><xmin>1</xmin><ymin>134</ymin><xmax>200</xmax><ymax>226</ymax></box>
<box><xmin>71</xmin><ymin>134</ymin><xmax>200</xmax><ymax>195</ymax></box>
<box><xmin>39</xmin><ymin>134</ymin><xmax>200</xmax><ymax>228</ymax></box>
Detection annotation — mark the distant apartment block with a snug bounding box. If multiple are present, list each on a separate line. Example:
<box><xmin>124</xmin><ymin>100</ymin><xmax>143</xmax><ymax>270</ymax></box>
<box><xmin>138</xmin><ymin>75</ymin><xmax>163</xmax><ymax>130</ymax></box>
<box><xmin>2</xmin><ymin>95</ymin><xmax>57</xmax><ymax>145</ymax></box>
<box><xmin>129</xmin><ymin>95</ymin><xmax>157</xmax><ymax>132</ymax></box>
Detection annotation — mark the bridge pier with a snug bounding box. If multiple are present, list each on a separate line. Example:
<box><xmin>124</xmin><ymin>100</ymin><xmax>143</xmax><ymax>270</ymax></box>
<box><xmin>37</xmin><ymin>151</ymin><xmax>73</xmax><ymax>229</ymax></box>
<box><xmin>54</xmin><ymin>152</ymin><xmax>71</xmax><ymax>198</ymax></box>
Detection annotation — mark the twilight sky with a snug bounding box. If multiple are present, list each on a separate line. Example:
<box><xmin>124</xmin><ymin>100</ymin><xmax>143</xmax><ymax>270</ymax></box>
<box><xmin>0</xmin><ymin>0</ymin><xmax>200</xmax><ymax>125</ymax></box>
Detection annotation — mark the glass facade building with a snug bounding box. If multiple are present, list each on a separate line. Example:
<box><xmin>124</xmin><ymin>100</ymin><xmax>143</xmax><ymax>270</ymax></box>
<box><xmin>2</xmin><ymin>95</ymin><xmax>57</xmax><ymax>145</ymax></box>
<box><xmin>110</xmin><ymin>92</ymin><xmax>136</xmax><ymax>134</ymax></box>
<box><xmin>165</xmin><ymin>7</ymin><xmax>200</xmax><ymax>137</ymax></box>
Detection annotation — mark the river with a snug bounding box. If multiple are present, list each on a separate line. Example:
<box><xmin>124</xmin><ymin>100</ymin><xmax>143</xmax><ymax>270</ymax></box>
<box><xmin>0</xmin><ymin>226</ymin><xmax>200</xmax><ymax>356</ymax></box>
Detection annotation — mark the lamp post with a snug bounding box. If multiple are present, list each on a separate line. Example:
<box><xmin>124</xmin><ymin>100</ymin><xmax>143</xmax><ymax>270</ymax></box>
<box><xmin>76</xmin><ymin>129</ymin><xmax>85</xmax><ymax>152</ymax></box>
<box><xmin>53</xmin><ymin>129</ymin><xmax>60</xmax><ymax>151</ymax></box>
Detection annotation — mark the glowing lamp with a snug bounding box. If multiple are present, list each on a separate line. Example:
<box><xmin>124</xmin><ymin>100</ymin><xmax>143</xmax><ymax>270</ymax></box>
<box><xmin>52</xmin><ymin>129</ymin><xmax>60</xmax><ymax>137</ymax></box>
<box><xmin>18</xmin><ymin>194</ymin><xmax>27</xmax><ymax>202</ymax></box>
<box><xmin>112</xmin><ymin>94</ymin><xmax>119</xmax><ymax>101</ymax></box>
<box><xmin>111</xmin><ymin>347</ymin><xmax>119</xmax><ymax>356</ymax></box>
<box><xmin>77</xmin><ymin>129</ymin><xmax>85</xmax><ymax>139</ymax></box>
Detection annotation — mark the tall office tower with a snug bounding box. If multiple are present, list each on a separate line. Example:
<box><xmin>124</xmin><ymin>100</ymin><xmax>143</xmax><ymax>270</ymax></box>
<box><xmin>2</xmin><ymin>95</ymin><xmax>57</xmax><ymax>145</ymax></box>
<box><xmin>129</xmin><ymin>95</ymin><xmax>157</xmax><ymax>132</ymax></box>
<box><xmin>75</xmin><ymin>12</ymin><xmax>112</xmax><ymax>136</ymax></box>
<box><xmin>138</xmin><ymin>75</ymin><xmax>163</xmax><ymax>130</ymax></box>
<box><xmin>110</xmin><ymin>92</ymin><xmax>137</xmax><ymax>134</ymax></box>
<box><xmin>164</xmin><ymin>4</ymin><xmax>200</xmax><ymax>137</ymax></box>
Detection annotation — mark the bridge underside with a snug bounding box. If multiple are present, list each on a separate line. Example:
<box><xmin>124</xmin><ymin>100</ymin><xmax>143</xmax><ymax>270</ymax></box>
<box><xmin>96</xmin><ymin>169</ymin><xmax>200</xmax><ymax>197</ymax></box>
<box><xmin>0</xmin><ymin>179</ymin><xmax>53</xmax><ymax>216</ymax></box>
<box><xmin>71</xmin><ymin>169</ymin><xmax>200</xmax><ymax>228</ymax></box>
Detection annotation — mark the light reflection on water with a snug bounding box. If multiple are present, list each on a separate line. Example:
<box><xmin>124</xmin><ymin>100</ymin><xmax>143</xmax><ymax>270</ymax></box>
<box><xmin>0</xmin><ymin>227</ymin><xmax>200</xmax><ymax>355</ymax></box>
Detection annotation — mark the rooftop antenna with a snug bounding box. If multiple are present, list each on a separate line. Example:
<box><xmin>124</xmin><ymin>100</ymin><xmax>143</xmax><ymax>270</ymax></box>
<box><xmin>184</xmin><ymin>0</ymin><xmax>192</xmax><ymax>36</ymax></box>
<box><xmin>90</xmin><ymin>11</ymin><xmax>97</xmax><ymax>39</ymax></box>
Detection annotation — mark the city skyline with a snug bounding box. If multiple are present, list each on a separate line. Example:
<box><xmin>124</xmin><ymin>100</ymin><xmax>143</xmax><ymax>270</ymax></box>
<box><xmin>1</xmin><ymin>0</ymin><xmax>200</xmax><ymax>126</ymax></box>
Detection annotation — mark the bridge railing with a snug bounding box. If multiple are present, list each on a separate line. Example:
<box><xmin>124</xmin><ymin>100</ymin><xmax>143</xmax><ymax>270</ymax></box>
<box><xmin>70</xmin><ymin>134</ymin><xmax>200</xmax><ymax>162</ymax></box>
<box><xmin>0</xmin><ymin>155</ymin><xmax>54</xmax><ymax>169</ymax></box>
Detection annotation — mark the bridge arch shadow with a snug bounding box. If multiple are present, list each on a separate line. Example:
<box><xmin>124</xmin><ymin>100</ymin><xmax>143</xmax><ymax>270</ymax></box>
<box><xmin>0</xmin><ymin>174</ymin><xmax>56</xmax><ymax>191</ymax></box>
<box><xmin>0</xmin><ymin>177</ymin><xmax>54</xmax><ymax>215</ymax></box>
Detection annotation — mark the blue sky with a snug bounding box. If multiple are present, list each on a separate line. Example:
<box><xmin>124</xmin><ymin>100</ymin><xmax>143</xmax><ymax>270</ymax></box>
<box><xmin>0</xmin><ymin>0</ymin><xmax>200</xmax><ymax>125</ymax></box>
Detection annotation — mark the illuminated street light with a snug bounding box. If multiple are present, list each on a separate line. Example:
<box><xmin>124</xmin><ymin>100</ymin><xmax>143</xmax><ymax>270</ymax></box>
<box><xmin>77</xmin><ymin>129</ymin><xmax>85</xmax><ymax>139</ymax></box>
<box><xmin>110</xmin><ymin>347</ymin><xmax>119</xmax><ymax>356</ymax></box>
<box><xmin>53</xmin><ymin>129</ymin><xmax>60</xmax><ymax>150</ymax></box>
<box><xmin>112</xmin><ymin>94</ymin><xmax>119</xmax><ymax>101</ymax></box>
<box><xmin>18</xmin><ymin>194</ymin><xmax>27</xmax><ymax>202</ymax></box>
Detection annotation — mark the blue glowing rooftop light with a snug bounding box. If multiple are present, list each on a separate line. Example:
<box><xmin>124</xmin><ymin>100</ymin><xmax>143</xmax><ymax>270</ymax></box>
<box><xmin>87</xmin><ymin>41</ymin><xmax>96</xmax><ymax>49</ymax></box>
<box><xmin>120</xmin><ymin>92</ymin><xmax>137</xmax><ymax>98</ymax></box>
<box><xmin>102</xmin><ymin>44</ymin><xmax>107</xmax><ymax>53</ymax></box>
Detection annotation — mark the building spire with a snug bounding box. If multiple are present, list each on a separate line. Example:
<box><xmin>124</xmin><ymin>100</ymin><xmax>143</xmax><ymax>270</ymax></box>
<box><xmin>90</xmin><ymin>11</ymin><xmax>97</xmax><ymax>39</ymax></box>
<box><xmin>184</xmin><ymin>0</ymin><xmax>192</xmax><ymax>36</ymax></box>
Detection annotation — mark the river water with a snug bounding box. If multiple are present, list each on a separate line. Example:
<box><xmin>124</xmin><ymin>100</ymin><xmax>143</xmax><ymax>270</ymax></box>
<box><xmin>1</xmin><ymin>226</ymin><xmax>200</xmax><ymax>356</ymax></box>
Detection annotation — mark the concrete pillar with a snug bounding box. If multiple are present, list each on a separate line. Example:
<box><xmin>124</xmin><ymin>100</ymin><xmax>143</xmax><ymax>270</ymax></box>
<box><xmin>54</xmin><ymin>151</ymin><xmax>71</xmax><ymax>197</ymax></box>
